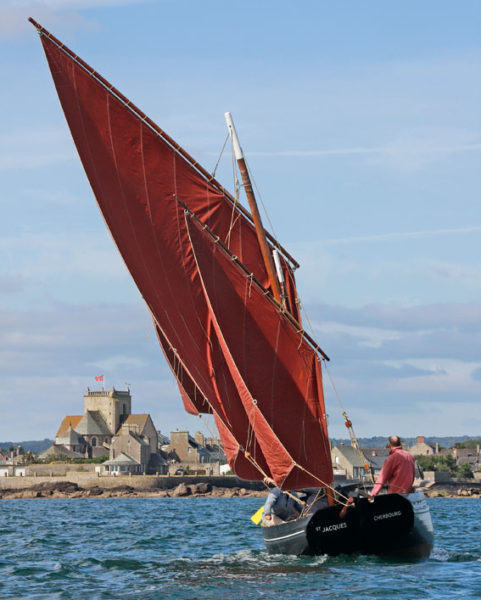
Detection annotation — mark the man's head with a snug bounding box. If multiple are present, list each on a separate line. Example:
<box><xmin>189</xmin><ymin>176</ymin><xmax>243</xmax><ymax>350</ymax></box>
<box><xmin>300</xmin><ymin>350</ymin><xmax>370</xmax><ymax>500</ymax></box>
<box><xmin>388</xmin><ymin>435</ymin><xmax>402</xmax><ymax>448</ymax></box>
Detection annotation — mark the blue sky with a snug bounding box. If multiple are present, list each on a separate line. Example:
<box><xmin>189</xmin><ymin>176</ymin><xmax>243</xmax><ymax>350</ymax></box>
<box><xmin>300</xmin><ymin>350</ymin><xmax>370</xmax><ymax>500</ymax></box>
<box><xmin>0</xmin><ymin>0</ymin><xmax>480</xmax><ymax>442</ymax></box>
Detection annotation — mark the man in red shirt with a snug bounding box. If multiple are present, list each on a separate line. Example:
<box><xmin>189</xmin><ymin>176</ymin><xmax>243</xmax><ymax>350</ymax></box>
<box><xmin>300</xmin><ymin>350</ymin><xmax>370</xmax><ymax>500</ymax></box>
<box><xmin>370</xmin><ymin>435</ymin><xmax>415</xmax><ymax>496</ymax></box>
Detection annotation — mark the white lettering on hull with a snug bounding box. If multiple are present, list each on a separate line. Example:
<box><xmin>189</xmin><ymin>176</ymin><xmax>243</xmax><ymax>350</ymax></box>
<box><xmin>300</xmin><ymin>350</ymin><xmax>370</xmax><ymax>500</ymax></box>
<box><xmin>373</xmin><ymin>510</ymin><xmax>402</xmax><ymax>522</ymax></box>
<box><xmin>316</xmin><ymin>522</ymin><xmax>348</xmax><ymax>533</ymax></box>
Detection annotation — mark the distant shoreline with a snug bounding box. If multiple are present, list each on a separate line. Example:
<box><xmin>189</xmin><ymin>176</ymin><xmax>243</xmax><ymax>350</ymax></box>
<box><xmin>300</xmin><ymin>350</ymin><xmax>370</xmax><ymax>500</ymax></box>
<box><xmin>0</xmin><ymin>480</ymin><xmax>268</xmax><ymax>500</ymax></box>
<box><xmin>1</xmin><ymin>479</ymin><xmax>480</xmax><ymax>500</ymax></box>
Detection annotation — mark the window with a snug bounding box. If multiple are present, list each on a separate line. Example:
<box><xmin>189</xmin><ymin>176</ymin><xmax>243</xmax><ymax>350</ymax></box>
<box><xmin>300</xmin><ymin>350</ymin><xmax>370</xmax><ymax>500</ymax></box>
<box><xmin>91</xmin><ymin>437</ymin><xmax>97</xmax><ymax>447</ymax></box>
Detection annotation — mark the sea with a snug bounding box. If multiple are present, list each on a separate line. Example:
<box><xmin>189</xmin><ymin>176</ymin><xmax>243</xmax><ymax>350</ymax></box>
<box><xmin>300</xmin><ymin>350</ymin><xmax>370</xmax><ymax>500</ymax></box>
<box><xmin>0</xmin><ymin>496</ymin><xmax>479</xmax><ymax>599</ymax></box>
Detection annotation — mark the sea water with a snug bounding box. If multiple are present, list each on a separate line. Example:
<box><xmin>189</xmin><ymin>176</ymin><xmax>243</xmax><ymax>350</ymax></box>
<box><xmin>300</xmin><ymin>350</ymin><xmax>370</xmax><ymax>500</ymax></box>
<box><xmin>0</xmin><ymin>496</ymin><xmax>479</xmax><ymax>599</ymax></box>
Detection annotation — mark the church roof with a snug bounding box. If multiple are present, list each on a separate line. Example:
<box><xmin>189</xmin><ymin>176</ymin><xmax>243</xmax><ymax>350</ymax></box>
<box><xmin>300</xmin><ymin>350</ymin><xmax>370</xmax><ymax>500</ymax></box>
<box><xmin>75</xmin><ymin>411</ymin><xmax>110</xmax><ymax>435</ymax></box>
<box><xmin>56</xmin><ymin>416</ymin><xmax>83</xmax><ymax>438</ymax></box>
<box><xmin>123</xmin><ymin>414</ymin><xmax>149</xmax><ymax>428</ymax></box>
<box><xmin>38</xmin><ymin>444</ymin><xmax>84</xmax><ymax>460</ymax></box>
<box><xmin>56</xmin><ymin>426</ymin><xmax>82</xmax><ymax>446</ymax></box>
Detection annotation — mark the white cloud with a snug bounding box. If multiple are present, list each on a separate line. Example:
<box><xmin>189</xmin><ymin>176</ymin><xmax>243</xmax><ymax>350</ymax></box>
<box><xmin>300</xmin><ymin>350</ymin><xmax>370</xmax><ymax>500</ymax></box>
<box><xmin>296</xmin><ymin>226</ymin><xmax>481</xmax><ymax>247</ymax></box>
<box><xmin>0</xmin><ymin>0</ymin><xmax>149</xmax><ymax>39</ymax></box>
<box><xmin>89</xmin><ymin>354</ymin><xmax>146</xmax><ymax>370</ymax></box>
<box><xmin>0</xmin><ymin>232</ymin><xmax>127</xmax><ymax>280</ymax></box>
<box><xmin>0</xmin><ymin>4</ymin><xmax>92</xmax><ymax>38</ymax></box>
<box><xmin>316</xmin><ymin>320</ymin><xmax>402</xmax><ymax>349</ymax></box>
<box><xmin>0</xmin><ymin>296</ymin><xmax>479</xmax><ymax>440</ymax></box>
<box><xmin>426</xmin><ymin>261</ymin><xmax>481</xmax><ymax>282</ymax></box>
<box><xmin>387</xmin><ymin>359</ymin><xmax>481</xmax><ymax>394</ymax></box>
<box><xmin>0</xmin><ymin>128</ymin><xmax>76</xmax><ymax>171</ymax></box>
<box><xmin>249</xmin><ymin>141</ymin><xmax>481</xmax><ymax>161</ymax></box>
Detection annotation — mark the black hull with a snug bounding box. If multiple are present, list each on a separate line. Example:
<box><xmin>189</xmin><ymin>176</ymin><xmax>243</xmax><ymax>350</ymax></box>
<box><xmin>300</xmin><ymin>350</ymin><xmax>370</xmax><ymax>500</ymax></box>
<box><xmin>262</xmin><ymin>491</ymin><xmax>433</xmax><ymax>560</ymax></box>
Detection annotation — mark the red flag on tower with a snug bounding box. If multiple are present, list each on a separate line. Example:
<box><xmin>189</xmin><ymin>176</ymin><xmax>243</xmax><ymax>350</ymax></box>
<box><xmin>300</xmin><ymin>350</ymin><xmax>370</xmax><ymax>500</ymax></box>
<box><xmin>95</xmin><ymin>375</ymin><xmax>104</xmax><ymax>382</ymax></box>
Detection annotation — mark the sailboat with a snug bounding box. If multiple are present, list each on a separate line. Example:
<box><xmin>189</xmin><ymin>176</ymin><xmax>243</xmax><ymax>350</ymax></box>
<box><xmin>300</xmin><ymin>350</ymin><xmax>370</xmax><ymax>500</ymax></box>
<box><xmin>30</xmin><ymin>19</ymin><xmax>433</xmax><ymax>559</ymax></box>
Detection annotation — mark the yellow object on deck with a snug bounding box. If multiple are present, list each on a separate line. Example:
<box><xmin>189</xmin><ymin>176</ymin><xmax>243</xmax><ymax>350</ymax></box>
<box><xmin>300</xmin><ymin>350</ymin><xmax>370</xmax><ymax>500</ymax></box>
<box><xmin>251</xmin><ymin>505</ymin><xmax>264</xmax><ymax>525</ymax></box>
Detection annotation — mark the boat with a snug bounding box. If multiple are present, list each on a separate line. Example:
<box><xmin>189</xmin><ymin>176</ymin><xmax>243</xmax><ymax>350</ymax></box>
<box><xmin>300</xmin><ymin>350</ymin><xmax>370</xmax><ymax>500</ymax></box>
<box><xmin>30</xmin><ymin>19</ymin><xmax>434</xmax><ymax>559</ymax></box>
<box><xmin>262</xmin><ymin>487</ymin><xmax>433</xmax><ymax>558</ymax></box>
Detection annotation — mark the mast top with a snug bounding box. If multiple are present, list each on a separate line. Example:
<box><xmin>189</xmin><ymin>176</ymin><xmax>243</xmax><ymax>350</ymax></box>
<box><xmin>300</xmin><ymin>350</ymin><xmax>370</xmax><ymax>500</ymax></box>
<box><xmin>225</xmin><ymin>112</ymin><xmax>244</xmax><ymax>161</ymax></box>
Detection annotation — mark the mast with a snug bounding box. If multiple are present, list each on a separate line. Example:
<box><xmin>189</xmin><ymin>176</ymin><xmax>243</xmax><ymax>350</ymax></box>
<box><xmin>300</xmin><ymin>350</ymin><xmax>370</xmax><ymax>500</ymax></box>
<box><xmin>225</xmin><ymin>112</ymin><xmax>282</xmax><ymax>304</ymax></box>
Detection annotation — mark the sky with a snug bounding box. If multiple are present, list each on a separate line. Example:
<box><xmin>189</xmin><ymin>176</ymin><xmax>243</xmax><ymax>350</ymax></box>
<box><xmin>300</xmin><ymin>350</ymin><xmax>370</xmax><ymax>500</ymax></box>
<box><xmin>0</xmin><ymin>0</ymin><xmax>480</xmax><ymax>442</ymax></box>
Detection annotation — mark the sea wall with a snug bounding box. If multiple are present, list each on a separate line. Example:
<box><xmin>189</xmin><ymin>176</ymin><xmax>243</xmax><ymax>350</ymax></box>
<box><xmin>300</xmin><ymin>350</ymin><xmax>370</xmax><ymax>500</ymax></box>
<box><xmin>423</xmin><ymin>471</ymin><xmax>453</xmax><ymax>483</ymax></box>
<box><xmin>0</xmin><ymin>473</ymin><xmax>265</xmax><ymax>492</ymax></box>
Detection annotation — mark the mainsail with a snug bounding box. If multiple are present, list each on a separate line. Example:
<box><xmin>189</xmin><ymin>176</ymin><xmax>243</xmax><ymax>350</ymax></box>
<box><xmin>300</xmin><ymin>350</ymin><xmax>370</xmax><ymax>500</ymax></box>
<box><xmin>31</xmin><ymin>19</ymin><xmax>333</xmax><ymax>489</ymax></box>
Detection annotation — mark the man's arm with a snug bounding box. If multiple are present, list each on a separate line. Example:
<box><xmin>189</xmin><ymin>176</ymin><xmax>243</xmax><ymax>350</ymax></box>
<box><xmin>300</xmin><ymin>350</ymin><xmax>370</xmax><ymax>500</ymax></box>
<box><xmin>263</xmin><ymin>488</ymin><xmax>281</xmax><ymax>519</ymax></box>
<box><xmin>371</xmin><ymin>455</ymin><xmax>394</xmax><ymax>496</ymax></box>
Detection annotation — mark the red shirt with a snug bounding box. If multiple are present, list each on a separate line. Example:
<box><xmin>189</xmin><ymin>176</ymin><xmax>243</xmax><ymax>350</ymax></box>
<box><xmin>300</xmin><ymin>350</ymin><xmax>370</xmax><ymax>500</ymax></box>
<box><xmin>371</xmin><ymin>446</ymin><xmax>415</xmax><ymax>495</ymax></box>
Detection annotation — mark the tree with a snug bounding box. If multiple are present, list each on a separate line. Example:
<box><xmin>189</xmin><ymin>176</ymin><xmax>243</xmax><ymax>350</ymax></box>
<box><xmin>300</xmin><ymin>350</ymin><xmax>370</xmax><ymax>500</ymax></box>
<box><xmin>453</xmin><ymin>439</ymin><xmax>481</xmax><ymax>449</ymax></box>
<box><xmin>457</xmin><ymin>463</ymin><xmax>474</xmax><ymax>479</ymax></box>
<box><xmin>415</xmin><ymin>454</ymin><xmax>457</xmax><ymax>476</ymax></box>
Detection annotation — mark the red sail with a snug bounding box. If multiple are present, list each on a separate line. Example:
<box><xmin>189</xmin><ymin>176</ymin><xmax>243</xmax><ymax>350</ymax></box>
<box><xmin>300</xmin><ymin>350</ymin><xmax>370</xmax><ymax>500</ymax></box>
<box><xmin>32</xmin><ymin>21</ymin><xmax>332</xmax><ymax>488</ymax></box>
<box><xmin>186</xmin><ymin>214</ymin><xmax>333</xmax><ymax>489</ymax></box>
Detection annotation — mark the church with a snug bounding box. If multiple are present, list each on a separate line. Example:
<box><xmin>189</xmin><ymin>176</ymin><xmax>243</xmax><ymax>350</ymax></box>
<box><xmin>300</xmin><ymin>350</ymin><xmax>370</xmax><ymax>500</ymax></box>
<box><xmin>40</xmin><ymin>386</ymin><xmax>167</xmax><ymax>474</ymax></box>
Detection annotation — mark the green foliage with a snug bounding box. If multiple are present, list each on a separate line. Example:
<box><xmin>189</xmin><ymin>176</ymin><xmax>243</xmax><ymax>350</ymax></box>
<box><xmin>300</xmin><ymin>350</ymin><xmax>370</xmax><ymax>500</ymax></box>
<box><xmin>415</xmin><ymin>453</ymin><xmax>474</xmax><ymax>478</ymax></box>
<box><xmin>415</xmin><ymin>454</ymin><xmax>456</xmax><ymax>473</ymax></box>
<box><xmin>69</xmin><ymin>456</ymin><xmax>108</xmax><ymax>464</ymax></box>
<box><xmin>453</xmin><ymin>439</ymin><xmax>481</xmax><ymax>449</ymax></box>
<box><xmin>20</xmin><ymin>451</ymin><xmax>35</xmax><ymax>464</ymax></box>
<box><xmin>29</xmin><ymin>455</ymin><xmax>109</xmax><ymax>465</ymax></box>
<box><xmin>457</xmin><ymin>463</ymin><xmax>474</xmax><ymax>479</ymax></box>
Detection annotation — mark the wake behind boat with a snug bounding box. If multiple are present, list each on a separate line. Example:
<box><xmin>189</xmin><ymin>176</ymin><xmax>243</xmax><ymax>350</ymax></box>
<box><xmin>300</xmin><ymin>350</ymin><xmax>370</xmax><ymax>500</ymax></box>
<box><xmin>30</xmin><ymin>18</ymin><xmax>434</xmax><ymax>560</ymax></box>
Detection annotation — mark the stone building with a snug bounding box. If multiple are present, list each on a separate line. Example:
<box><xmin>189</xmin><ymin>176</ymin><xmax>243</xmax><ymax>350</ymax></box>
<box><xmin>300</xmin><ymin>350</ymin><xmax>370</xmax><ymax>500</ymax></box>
<box><xmin>104</xmin><ymin>414</ymin><xmax>164</xmax><ymax>475</ymax></box>
<box><xmin>331</xmin><ymin>444</ymin><xmax>388</xmax><ymax>481</ymax></box>
<box><xmin>408</xmin><ymin>436</ymin><xmax>436</xmax><ymax>456</ymax></box>
<box><xmin>40</xmin><ymin>387</ymin><xmax>167</xmax><ymax>474</ymax></box>
<box><xmin>163</xmin><ymin>430</ymin><xmax>226</xmax><ymax>475</ymax></box>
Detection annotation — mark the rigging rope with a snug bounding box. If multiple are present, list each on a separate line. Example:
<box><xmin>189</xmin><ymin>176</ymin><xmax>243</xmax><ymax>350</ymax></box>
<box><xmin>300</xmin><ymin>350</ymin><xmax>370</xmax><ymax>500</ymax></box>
<box><xmin>211</xmin><ymin>133</ymin><xmax>229</xmax><ymax>178</ymax></box>
<box><xmin>243</xmin><ymin>155</ymin><xmax>279</xmax><ymax>244</ymax></box>
<box><xmin>322</xmin><ymin>359</ymin><xmax>375</xmax><ymax>485</ymax></box>
<box><xmin>295</xmin><ymin>297</ymin><xmax>374</xmax><ymax>489</ymax></box>
<box><xmin>242</xmin><ymin>449</ymin><xmax>351</xmax><ymax>507</ymax></box>
<box><xmin>224</xmin><ymin>138</ymin><xmax>242</xmax><ymax>249</ymax></box>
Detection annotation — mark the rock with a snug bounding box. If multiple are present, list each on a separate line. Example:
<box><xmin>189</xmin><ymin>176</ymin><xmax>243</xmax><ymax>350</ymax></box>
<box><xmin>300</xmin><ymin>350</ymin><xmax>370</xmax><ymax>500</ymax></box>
<box><xmin>111</xmin><ymin>485</ymin><xmax>135</xmax><ymax>494</ymax></box>
<box><xmin>171</xmin><ymin>483</ymin><xmax>191</xmax><ymax>497</ymax></box>
<box><xmin>192</xmin><ymin>482</ymin><xmax>212</xmax><ymax>494</ymax></box>
<box><xmin>32</xmin><ymin>481</ymin><xmax>80</xmax><ymax>494</ymax></box>
<box><xmin>21</xmin><ymin>490</ymin><xmax>41</xmax><ymax>499</ymax></box>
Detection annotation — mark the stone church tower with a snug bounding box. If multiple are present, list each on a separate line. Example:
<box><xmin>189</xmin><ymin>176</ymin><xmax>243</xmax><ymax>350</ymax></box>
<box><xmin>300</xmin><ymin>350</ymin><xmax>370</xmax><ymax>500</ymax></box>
<box><xmin>83</xmin><ymin>386</ymin><xmax>132</xmax><ymax>434</ymax></box>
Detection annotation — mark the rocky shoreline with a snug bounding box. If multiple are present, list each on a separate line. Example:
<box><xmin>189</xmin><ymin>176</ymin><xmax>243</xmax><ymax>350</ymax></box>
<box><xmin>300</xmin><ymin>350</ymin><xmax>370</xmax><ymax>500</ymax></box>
<box><xmin>1</xmin><ymin>480</ymin><xmax>480</xmax><ymax>500</ymax></box>
<box><xmin>423</xmin><ymin>485</ymin><xmax>481</xmax><ymax>498</ymax></box>
<box><xmin>0</xmin><ymin>480</ymin><xmax>268</xmax><ymax>500</ymax></box>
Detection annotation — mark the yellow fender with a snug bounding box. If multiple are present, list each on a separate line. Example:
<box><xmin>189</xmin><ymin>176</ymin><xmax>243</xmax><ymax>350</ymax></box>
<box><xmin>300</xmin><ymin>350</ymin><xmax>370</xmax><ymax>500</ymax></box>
<box><xmin>251</xmin><ymin>505</ymin><xmax>264</xmax><ymax>525</ymax></box>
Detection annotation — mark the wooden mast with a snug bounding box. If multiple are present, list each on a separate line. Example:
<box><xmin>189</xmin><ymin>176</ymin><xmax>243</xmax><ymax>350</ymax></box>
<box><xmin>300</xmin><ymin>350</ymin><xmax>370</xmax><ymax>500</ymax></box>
<box><xmin>224</xmin><ymin>112</ymin><xmax>282</xmax><ymax>304</ymax></box>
